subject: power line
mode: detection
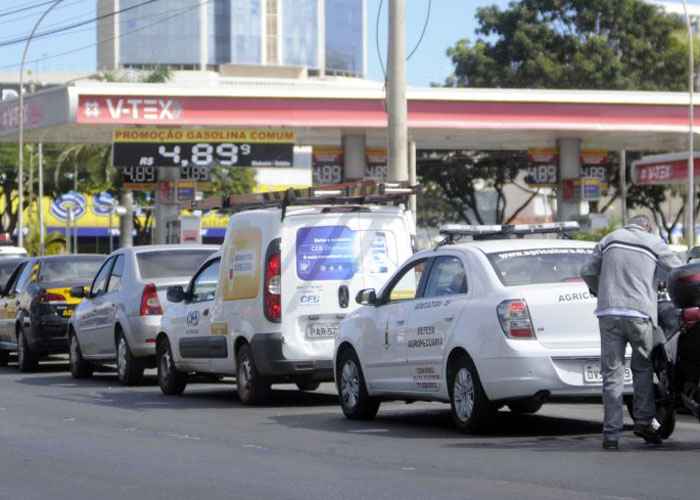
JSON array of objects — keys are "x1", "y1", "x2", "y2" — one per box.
[
  {"x1": 0, "y1": 1, "x2": 56, "y2": 19},
  {"x1": 376, "y1": 0, "x2": 386, "y2": 81},
  {"x1": 0, "y1": 0, "x2": 159, "y2": 49},
  {"x1": 407, "y1": 0, "x2": 432, "y2": 61},
  {"x1": 0, "y1": 0, "x2": 90, "y2": 29},
  {"x1": 0, "y1": 0, "x2": 213, "y2": 71}
]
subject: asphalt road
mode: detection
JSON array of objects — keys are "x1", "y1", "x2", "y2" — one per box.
[{"x1": 1, "y1": 358, "x2": 700, "y2": 500}]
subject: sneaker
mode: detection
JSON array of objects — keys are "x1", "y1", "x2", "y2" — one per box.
[
  {"x1": 633, "y1": 422, "x2": 662, "y2": 445},
  {"x1": 602, "y1": 439, "x2": 619, "y2": 450}
]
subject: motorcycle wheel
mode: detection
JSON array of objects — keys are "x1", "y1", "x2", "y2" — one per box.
[{"x1": 626, "y1": 384, "x2": 676, "y2": 439}]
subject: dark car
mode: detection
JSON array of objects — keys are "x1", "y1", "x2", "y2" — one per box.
[{"x1": 0, "y1": 255, "x2": 105, "y2": 371}]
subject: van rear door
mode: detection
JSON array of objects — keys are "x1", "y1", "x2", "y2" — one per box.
[{"x1": 280, "y1": 209, "x2": 412, "y2": 361}]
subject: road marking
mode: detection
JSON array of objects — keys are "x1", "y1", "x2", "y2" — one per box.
[{"x1": 347, "y1": 428, "x2": 389, "y2": 433}]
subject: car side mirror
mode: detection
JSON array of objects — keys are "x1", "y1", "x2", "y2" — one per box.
[
  {"x1": 167, "y1": 285, "x2": 186, "y2": 303},
  {"x1": 70, "y1": 286, "x2": 86, "y2": 299},
  {"x1": 355, "y1": 288, "x2": 377, "y2": 306},
  {"x1": 688, "y1": 246, "x2": 700, "y2": 263}
]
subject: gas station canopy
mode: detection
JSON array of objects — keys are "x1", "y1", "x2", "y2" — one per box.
[{"x1": 1, "y1": 78, "x2": 699, "y2": 151}]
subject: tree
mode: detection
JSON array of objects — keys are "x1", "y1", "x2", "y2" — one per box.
[
  {"x1": 440, "y1": 0, "x2": 693, "y2": 227},
  {"x1": 418, "y1": 151, "x2": 539, "y2": 224}
]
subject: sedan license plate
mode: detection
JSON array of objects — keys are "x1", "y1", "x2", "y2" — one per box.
[
  {"x1": 62, "y1": 309, "x2": 73, "y2": 318},
  {"x1": 306, "y1": 323, "x2": 339, "y2": 339},
  {"x1": 583, "y1": 362, "x2": 632, "y2": 384}
]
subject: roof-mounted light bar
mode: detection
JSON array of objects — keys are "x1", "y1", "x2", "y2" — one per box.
[{"x1": 437, "y1": 221, "x2": 580, "y2": 245}]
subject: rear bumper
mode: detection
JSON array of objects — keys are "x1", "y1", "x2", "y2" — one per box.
[
  {"x1": 124, "y1": 315, "x2": 159, "y2": 358},
  {"x1": 29, "y1": 315, "x2": 70, "y2": 354},
  {"x1": 478, "y1": 351, "x2": 633, "y2": 401},
  {"x1": 250, "y1": 333, "x2": 333, "y2": 381}
]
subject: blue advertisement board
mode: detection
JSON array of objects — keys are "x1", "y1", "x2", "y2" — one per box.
[{"x1": 296, "y1": 225, "x2": 357, "y2": 281}]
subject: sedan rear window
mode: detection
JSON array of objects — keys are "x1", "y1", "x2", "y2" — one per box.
[
  {"x1": 487, "y1": 248, "x2": 593, "y2": 286},
  {"x1": 39, "y1": 257, "x2": 104, "y2": 283},
  {"x1": 137, "y1": 250, "x2": 215, "y2": 280}
]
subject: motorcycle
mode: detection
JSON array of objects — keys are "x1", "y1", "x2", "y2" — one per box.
[{"x1": 639, "y1": 266, "x2": 700, "y2": 439}]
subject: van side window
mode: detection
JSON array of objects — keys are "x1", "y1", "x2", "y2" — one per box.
[
  {"x1": 423, "y1": 256, "x2": 467, "y2": 298},
  {"x1": 191, "y1": 259, "x2": 221, "y2": 303}
]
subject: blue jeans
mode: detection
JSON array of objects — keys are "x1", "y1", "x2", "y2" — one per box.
[{"x1": 599, "y1": 316, "x2": 655, "y2": 440}]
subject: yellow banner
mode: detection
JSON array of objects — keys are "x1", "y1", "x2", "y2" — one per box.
[{"x1": 113, "y1": 128, "x2": 296, "y2": 144}]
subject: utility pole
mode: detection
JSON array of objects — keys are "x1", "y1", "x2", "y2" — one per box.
[
  {"x1": 387, "y1": 0, "x2": 408, "y2": 182},
  {"x1": 38, "y1": 143, "x2": 45, "y2": 255}
]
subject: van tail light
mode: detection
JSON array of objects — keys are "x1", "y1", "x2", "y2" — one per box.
[
  {"x1": 497, "y1": 299, "x2": 536, "y2": 339},
  {"x1": 140, "y1": 283, "x2": 163, "y2": 316},
  {"x1": 39, "y1": 290, "x2": 66, "y2": 303},
  {"x1": 264, "y1": 240, "x2": 281, "y2": 323}
]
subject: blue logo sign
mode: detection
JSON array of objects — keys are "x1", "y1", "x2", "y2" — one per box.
[
  {"x1": 51, "y1": 192, "x2": 86, "y2": 221},
  {"x1": 93, "y1": 192, "x2": 115, "y2": 216},
  {"x1": 296, "y1": 225, "x2": 357, "y2": 281}
]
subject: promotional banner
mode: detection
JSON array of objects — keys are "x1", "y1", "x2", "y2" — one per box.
[
  {"x1": 113, "y1": 127, "x2": 296, "y2": 168},
  {"x1": 632, "y1": 152, "x2": 700, "y2": 185}
]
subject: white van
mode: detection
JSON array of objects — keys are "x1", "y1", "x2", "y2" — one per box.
[{"x1": 158, "y1": 199, "x2": 415, "y2": 404}]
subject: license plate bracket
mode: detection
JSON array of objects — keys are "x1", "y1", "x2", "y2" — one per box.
[
  {"x1": 305, "y1": 323, "x2": 339, "y2": 339},
  {"x1": 583, "y1": 361, "x2": 632, "y2": 384}
]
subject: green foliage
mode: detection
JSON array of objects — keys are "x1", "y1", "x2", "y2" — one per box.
[
  {"x1": 572, "y1": 222, "x2": 619, "y2": 242},
  {"x1": 210, "y1": 166, "x2": 257, "y2": 196},
  {"x1": 438, "y1": 0, "x2": 696, "y2": 228},
  {"x1": 446, "y1": 0, "x2": 688, "y2": 90},
  {"x1": 22, "y1": 215, "x2": 66, "y2": 256}
]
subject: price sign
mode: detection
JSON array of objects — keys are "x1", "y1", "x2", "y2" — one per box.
[
  {"x1": 121, "y1": 165, "x2": 211, "y2": 191},
  {"x1": 526, "y1": 164, "x2": 557, "y2": 185},
  {"x1": 113, "y1": 128, "x2": 295, "y2": 169},
  {"x1": 313, "y1": 146, "x2": 344, "y2": 185}
]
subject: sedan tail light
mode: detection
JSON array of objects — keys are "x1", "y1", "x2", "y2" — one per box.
[
  {"x1": 39, "y1": 290, "x2": 66, "y2": 303},
  {"x1": 140, "y1": 283, "x2": 163, "y2": 316},
  {"x1": 497, "y1": 299, "x2": 536, "y2": 339},
  {"x1": 263, "y1": 240, "x2": 281, "y2": 323}
]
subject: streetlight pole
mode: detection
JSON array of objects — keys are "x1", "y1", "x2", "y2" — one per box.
[
  {"x1": 17, "y1": 0, "x2": 64, "y2": 248},
  {"x1": 387, "y1": 0, "x2": 408, "y2": 182},
  {"x1": 682, "y1": 0, "x2": 695, "y2": 247}
]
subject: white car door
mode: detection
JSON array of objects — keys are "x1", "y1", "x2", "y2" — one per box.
[
  {"x1": 360, "y1": 258, "x2": 429, "y2": 393},
  {"x1": 178, "y1": 258, "x2": 222, "y2": 372},
  {"x1": 405, "y1": 255, "x2": 468, "y2": 396}
]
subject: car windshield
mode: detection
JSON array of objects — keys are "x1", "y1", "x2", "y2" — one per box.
[
  {"x1": 137, "y1": 250, "x2": 215, "y2": 280},
  {"x1": 38, "y1": 257, "x2": 104, "y2": 283},
  {"x1": 487, "y1": 248, "x2": 594, "y2": 286}
]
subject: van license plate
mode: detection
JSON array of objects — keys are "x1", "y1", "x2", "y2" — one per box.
[
  {"x1": 306, "y1": 323, "x2": 339, "y2": 339},
  {"x1": 583, "y1": 362, "x2": 632, "y2": 384}
]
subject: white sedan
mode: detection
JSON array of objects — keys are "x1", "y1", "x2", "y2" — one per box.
[{"x1": 334, "y1": 223, "x2": 632, "y2": 433}]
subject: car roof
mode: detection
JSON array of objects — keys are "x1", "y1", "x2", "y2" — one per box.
[
  {"x1": 443, "y1": 238, "x2": 596, "y2": 255},
  {"x1": 33, "y1": 254, "x2": 104, "y2": 261},
  {"x1": 124, "y1": 245, "x2": 219, "y2": 255}
]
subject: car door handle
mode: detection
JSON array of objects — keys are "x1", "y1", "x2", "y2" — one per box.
[
  {"x1": 203, "y1": 309, "x2": 209, "y2": 317},
  {"x1": 396, "y1": 320, "x2": 405, "y2": 326},
  {"x1": 444, "y1": 316, "x2": 454, "y2": 322}
]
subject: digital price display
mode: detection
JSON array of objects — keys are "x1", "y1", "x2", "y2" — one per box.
[
  {"x1": 113, "y1": 128, "x2": 296, "y2": 169},
  {"x1": 121, "y1": 165, "x2": 212, "y2": 190}
]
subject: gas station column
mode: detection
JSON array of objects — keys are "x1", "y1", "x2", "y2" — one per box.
[
  {"x1": 343, "y1": 134, "x2": 367, "y2": 181},
  {"x1": 557, "y1": 138, "x2": 582, "y2": 221}
]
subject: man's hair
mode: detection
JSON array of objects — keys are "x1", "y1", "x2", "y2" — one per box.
[{"x1": 628, "y1": 214, "x2": 653, "y2": 232}]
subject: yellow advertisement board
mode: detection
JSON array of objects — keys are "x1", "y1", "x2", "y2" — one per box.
[{"x1": 222, "y1": 227, "x2": 262, "y2": 301}]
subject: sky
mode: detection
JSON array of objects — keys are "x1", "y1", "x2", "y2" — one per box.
[{"x1": 0, "y1": 0, "x2": 697, "y2": 87}]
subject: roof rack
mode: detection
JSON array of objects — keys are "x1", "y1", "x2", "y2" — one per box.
[
  {"x1": 437, "y1": 221, "x2": 580, "y2": 247},
  {"x1": 194, "y1": 180, "x2": 420, "y2": 219}
]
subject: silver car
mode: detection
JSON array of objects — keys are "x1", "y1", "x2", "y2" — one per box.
[{"x1": 68, "y1": 245, "x2": 218, "y2": 385}]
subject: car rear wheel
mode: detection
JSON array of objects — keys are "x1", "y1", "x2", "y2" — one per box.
[
  {"x1": 16, "y1": 328, "x2": 38, "y2": 373},
  {"x1": 116, "y1": 333, "x2": 143, "y2": 386},
  {"x1": 337, "y1": 349, "x2": 380, "y2": 420},
  {"x1": 0, "y1": 349, "x2": 9, "y2": 367},
  {"x1": 157, "y1": 338, "x2": 187, "y2": 396},
  {"x1": 236, "y1": 344, "x2": 270, "y2": 405},
  {"x1": 69, "y1": 332, "x2": 93, "y2": 379},
  {"x1": 449, "y1": 356, "x2": 490, "y2": 433}
]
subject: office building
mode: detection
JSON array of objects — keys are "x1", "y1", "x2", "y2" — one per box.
[{"x1": 97, "y1": 0, "x2": 366, "y2": 77}]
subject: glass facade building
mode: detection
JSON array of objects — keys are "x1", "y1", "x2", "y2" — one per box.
[{"x1": 99, "y1": 0, "x2": 365, "y2": 77}]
